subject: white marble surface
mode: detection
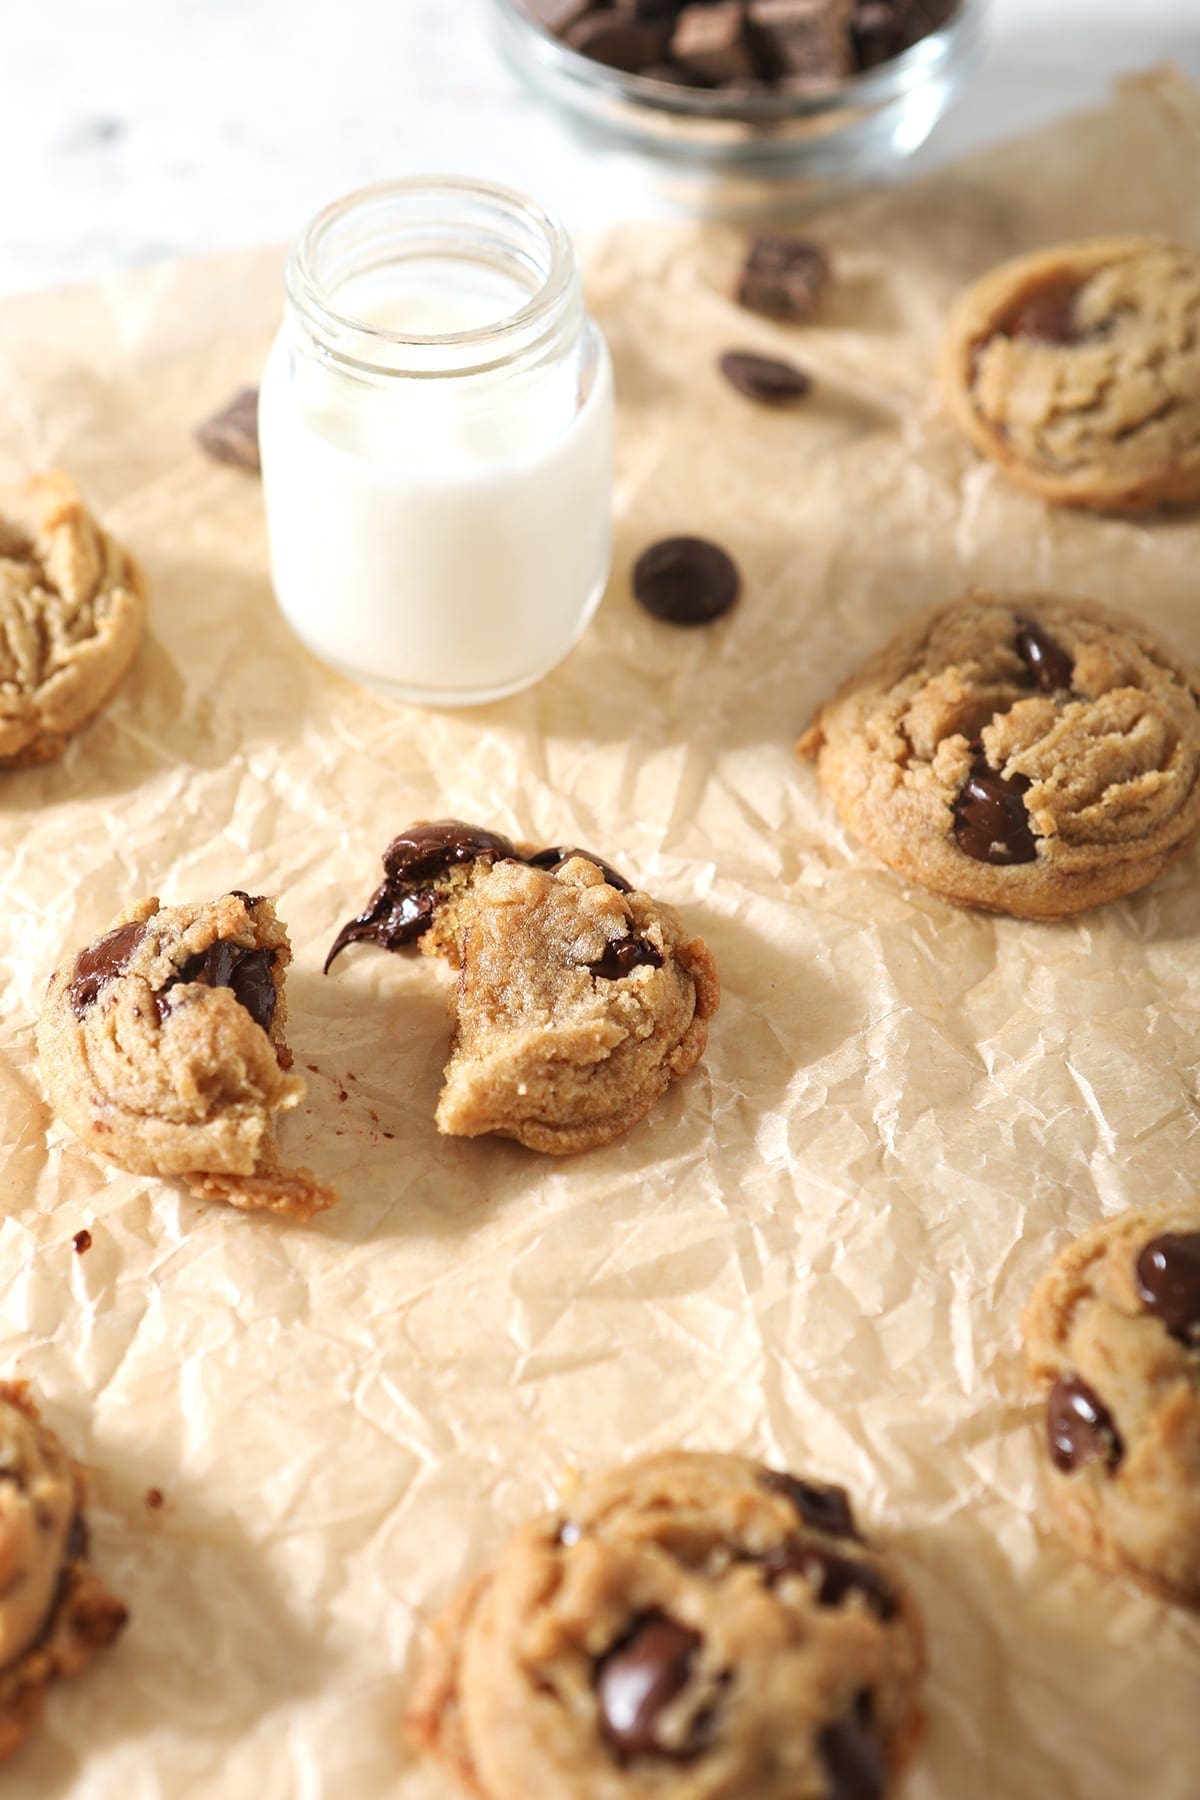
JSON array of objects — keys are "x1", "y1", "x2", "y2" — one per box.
[{"x1": 2, "y1": 0, "x2": 1198, "y2": 295}]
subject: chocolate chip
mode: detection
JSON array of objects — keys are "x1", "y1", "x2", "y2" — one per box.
[
  {"x1": 72, "y1": 1229, "x2": 92, "y2": 1255},
  {"x1": 596, "y1": 1614, "x2": 701, "y2": 1758},
  {"x1": 999, "y1": 279, "x2": 1082, "y2": 346},
  {"x1": 1136, "y1": 1232, "x2": 1200, "y2": 1345},
  {"x1": 953, "y1": 756, "x2": 1038, "y2": 866},
  {"x1": 819, "y1": 1697, "x2": 885, "y2": 1800},
  {"x1": 526, "y1": 846, "x2": 634, "y2": 893},
  {"x1": 747, "y1": 0, "x2": 855, "y2": 86},
  {"x1": 196, "y1": 387, "x2": 260, "y2": 473},
  {"x1": 759, "y1": 1469, "x2": 862, "y2": 1540},
  {"x1": 737, "y1": 233, "x2": 829, "y2": 323},
  {"x1": 563, "y1": 14, "x2": 671, "y2": 70},
  {"x1": 159, "y1": 942, "x2": 277, "y2": 1033},
  {"x1": 671, "y1": 2, "x2": 757, "y2": 84},
  {"x1": 1046, "y1": 1374, "x2": 1124, "y2": 1474},
  {"x1": 763, "y1": 1543, "x2": 896, "y2": 1619},
  {"x1": 69, "y1": 921, "x2": 148, "y2": 1018},
  {"x1": 588, "y1": 937, "x2": 665, "y2": 979},
  {"x1": 633, "y1": 537, "x2": 741, "y2": 626},
  {"x1": 325, "y1": 821, "x2": 519, "y2": 971},
  {"x1": 719, "y1": 349, "x2": 812, "y2": 405},
  {"x1": 1015, "y1": 618, "x2": 1073, "y2": 694}
]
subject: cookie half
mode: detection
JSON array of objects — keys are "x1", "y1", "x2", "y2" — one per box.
[
  {"x1": 1023, "y1": 1201, "x2": 1200, "y2": 1608},
  {"x1": 408, "y1": 1449, "x2": 925, "y2": 1800},
  {"x1": 798, "y1": 592, "x2": 1200, "y2": 918},
  {"x1": 38, "y1": 892, "x2": 337, "y2": 1221},
  {"x1": 326, "y1": 822, "x2": 719, "y2": 1154},
  {"x1": 942, "y1": 237, "x2": 1200, "y2": 511},
  {"x1": 0, "y1": 1382, "x2": 127, "y2": 1761},
  {"x1": 0, "y1": 470, "x2": 145, "y2": 765}
]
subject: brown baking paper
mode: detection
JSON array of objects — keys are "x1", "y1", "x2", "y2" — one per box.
[{"x1": 1, "y1": 66, "x2": 1199, "y2": 1799}]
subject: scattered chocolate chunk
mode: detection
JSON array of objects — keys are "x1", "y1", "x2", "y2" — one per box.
[
  {"x1": 763, "y1": 1543, "x2": 896, "y2": 1618},
  {"x1": 953, "y1": 755, "x2": 1038, "y2": 866},
  {"x1": 633, "y1": 536, "x2": 741, "y2": 626},
  {"x1": 671, "y1": 2, "x2": 757, "y2": 83},
  {"x1": 596, "y1": 1614, "x2": 701, "y2": 1758},
  {"x1": 563, "y1": 14, "x2": 671, "y2": 70},
  {"x1": 737, "y1": 233, "x2": 829, "y2": 322},
  {"x1": 145, "y1": 1487, "x2": 165, "y2": 1511},
  {"x1": 157, "y1": 942, "x2": 277, "y2": 1033},
  {"x1": 1136, "y1": 1232, "x2": 1200, "y2": 1345},
  {"x1": 819, "y1": 1695, "x2": 885, "y2": 1800},
  {"x1": 1015, "y1": 618, "x2": 1073, "y2": 694},
  {"x1": 69, "y1": 922, "x2": 148, "y2": 1018},
  {"x1": 759, "y1": 1469, "x2": 862, "y2": 1540},
  {"x1": 527, "y1": 846, "x2": 635, "y2": 893},
  {"x1": 588, "y1": 936, "x2": 665, "y2": 979},
  {"x1": 325, "y1": 822, "x2": 519, "y2": 971},
  {"x1": 72, "y1": 1229, "x2": 92, "y2": 1255},
  {"x1": 748, "y1": 0, "x2": 855, "y2": 85},
  {"x1": 999, "y1": 279, "x2": 1082, "y2": 347},
  {"x1": 1046, "y1": 1374, "x2": 1124, "y2": 1474},
  {"x1": 196, "y1": 387, "x2": 261, "y2": 474},
  {"x1": 719, "y1": 348, "x2": 812, "y2": 405}
]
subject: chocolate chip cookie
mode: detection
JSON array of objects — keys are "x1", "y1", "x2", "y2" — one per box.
[
  {"x1": 0, "y1": 470, "x2": 145, "y2": 766},
  {"x1": 326, "y1": 823, "x2": 719, "y2": 1155},
  {"x1": 942, "y1": 238, "x2": 1200, "y2": 511},
  {"x1": 0, "y1": 1382, "x2": 127, "y2": 1761},
  {"x1": 408, "y1": 1449, "x2": 925, "y2": 1800},
  {"x1": 1023, "y1": 1202, "x2": 1200, "y2": 1608},
  {"x1": 38, "y1": 892, "x2": 337, "y2": 1221},
  {"x1": 798, "y1": 592, "x2": 1200, "y2": 918}
]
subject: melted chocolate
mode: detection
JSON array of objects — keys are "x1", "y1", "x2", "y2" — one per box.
[
  {"x1": 819, "y1": 1694, "x2": 884, "y2": 1800},
  {"x1": 762, "y1": 1543, "x2": 896, "y2": 1620},
  {"x1": 69, "y1": 922, "x2": 147, "y2": 1017},
  {"x1": 1046, "y1": 1374, "x2": 1124, "y2": 1474},
  {"x1": 1000, "y1": 278, "x2": 1082, "y2": 345},
  {"x1": 588, "y1": 937, "x2": 665, "y2": 980},
  {"x1": 953, "y1": 756, "x2": 1038, "y2": 865},
  {"x1": 1015, "y1": 618, "x2": 1073, "y2": 693},
  {"x1": 527, "y1": 845, "x2": 634, "y2": 893},
  {"x1": 1135, "y1": 1232, "x2": 1200, "y2": 1344},
  {"x1": 157, "y1": 941, "x2": 277, "y2": 1033},
  {"x1": 596, "y1": 1614, "x2": 702, "y2": 1759},
  {"x1": 759, "y1": 1469, "x2": 861, "y2": 1541}
]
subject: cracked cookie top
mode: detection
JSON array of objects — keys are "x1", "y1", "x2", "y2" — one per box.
[
  {"x1": 0, "y1": 470, "x2": 145, "y2": 765},
  {"x1": 798, "y1": 592, "x2": 1200, "y2": 917},
  {"x1": 942, "y1": 237, "x2": 1200, "y2": 511},
  {"x1": 408, "y1": 1449, "x2": 925, "y2": 1800}
]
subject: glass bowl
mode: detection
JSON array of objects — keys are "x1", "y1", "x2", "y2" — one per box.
[{"x1": 492, "y1": 0, "x2": 987, "y2": 211}]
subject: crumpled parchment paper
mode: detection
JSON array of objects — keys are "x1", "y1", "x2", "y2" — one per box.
[{"x1": 1, "y1": 65, "x2": 1198, "y2": 1800}]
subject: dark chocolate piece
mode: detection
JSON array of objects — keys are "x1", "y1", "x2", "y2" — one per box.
[
  {"x1": 819, "y1": 1695, "x2": 885, "y2": 1800},
  {"x1": 759, "y1": 1469, "x2": 862, "y2": 1540},
  {"x1": 719, "y1": 349, "x2": 812, "y2": 405},
  {"x1": 1000, "y1": 280, "x2": 1082, "y2": 347},
  {"x1": 69, "y1": 922, "x2": 148, "y2": 1018},
  {"x1": 526, "y1": 845, "x2": 634, "y2": 893},
  {"x1": 953, "y1": 756, "x2": 1037, "y2": 866},
  {"x1": 1046, "y1": 1374, "x2": 1124, "y2": 1474},
  {"x1": 596, "y1": 1614, "x2": 701, "y2": 1758},
  {"x1": 72, "y1": 1229, "x2": 92, "y2": 1255},
  {"x1": 748, "y1": 0, "x2": 854, "y2": 85},
  {"x1": 763, "y1": 1543, "x2": 896, "y2": 1618},
  {"x1": 563, "y1": 14, "x2": 672, "y2": 70},
  {"x1": 633, "y1": 536, "x2": 741, "y2": 626},
  {"x1": 671, "y1": 3, "x2": 757, "y2": 83},
  {"x1": 737, "y1": 232, "x2": 830, "y2": 322},
  {"x1": 158, "y1": 941, "x2": 277, "y2": 1034},
  {"x1": 1136, "y1": 1232, "x2": 1200, "y2": 1344},
  {"x1": 588, "y1": 936, "x2": 665, "y2": 980},
  {"x1": 196, "y1": 387, "x2": 261, "y2": 474},
  {"x1": 1015, "y1": 618, "x2": 1073, "y2": 693},
  {"x1": 324, "y1": 822, "x2": 519, "y2": 971}
]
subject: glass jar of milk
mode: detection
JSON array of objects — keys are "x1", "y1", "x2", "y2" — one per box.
[{"x1": 259, "y1": 178, "x2": 614, "y2": 706}]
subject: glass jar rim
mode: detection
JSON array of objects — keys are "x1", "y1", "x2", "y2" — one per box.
[{"x1": 285, "y1": 175, "x2": 581, "y2": 376}]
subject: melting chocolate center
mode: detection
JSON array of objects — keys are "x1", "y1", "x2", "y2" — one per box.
[
  {"x1": 953, "y1": 754, "x2": 1038, "y2": 866},
  {"x1": 1046, "y1": 1374, "x2": 1124, "y2": 1474},
  {"x1": 759, "y1": 1469, "x2": 861, "y2": 1541},
  {"x1": 157, "y1": 941, "x2": 277, "y2": 1033},
  {"x1": 588, "y1": 937, "x2": 665, "y2": 980},
  {"x1": 1135, "y1": 1232, "x2": 1200, "y2": 1344},
  {"x1": 595, "y1": 1614, "x2": 702, "y2": 1760},
  {"x1": 69, "y1": 922, "x2": 147, "y2": 1017},
  {"x1": 1014, "y1": 618, "x2": 1073, "y2": 693}
]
